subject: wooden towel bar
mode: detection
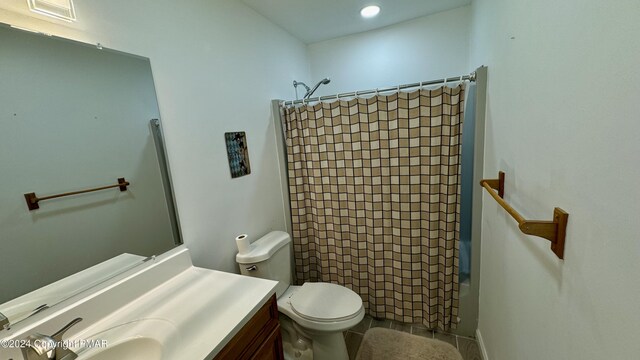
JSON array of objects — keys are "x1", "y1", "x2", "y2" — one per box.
[
  {"x1": 480, "y1": 171, "x2": 569, "y2": 259},
  {"x1": 24, "y1": 178, "x2": 129, "y2": 211}
]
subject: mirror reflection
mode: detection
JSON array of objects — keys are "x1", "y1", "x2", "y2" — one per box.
[{"x1": 0, "y1": 24, "x2": 181, "y2": 326}]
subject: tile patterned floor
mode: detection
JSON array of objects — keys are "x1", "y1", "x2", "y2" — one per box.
[{"x1": 344, "y1": 315, "x2": 483, "y2": 360}]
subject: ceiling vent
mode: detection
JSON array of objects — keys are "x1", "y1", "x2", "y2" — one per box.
[{"x1": 27, "y1": 0, "x2": 76, "y2": 22}]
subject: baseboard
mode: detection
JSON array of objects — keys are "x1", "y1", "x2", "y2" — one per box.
[{"x1": 476, "y1": 328, "x2": 490, "y2": 360}]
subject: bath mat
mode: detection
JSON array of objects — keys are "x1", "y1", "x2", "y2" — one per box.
[{"x1": 356, "y1": 328, "x2": 463, "y2": 360}]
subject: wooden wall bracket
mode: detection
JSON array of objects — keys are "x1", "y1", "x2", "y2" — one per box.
[
  {"x1": 24, "y1": 177, "x2": 130, "y2": 211},
  {"x1": 480, "y1": 171, "x2": 569, "y2": 259}
]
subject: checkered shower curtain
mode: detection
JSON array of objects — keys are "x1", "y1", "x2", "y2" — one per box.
[{"x1": 282, "y1": 85, "x2": 465, "y2": 331}]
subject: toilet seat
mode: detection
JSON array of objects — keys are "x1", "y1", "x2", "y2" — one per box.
[
  {"x1": 277, "y1": 283, "x2": 365, "y2": 333},
  {"x1": 290, "y1": 283, "x2": 363, "y2": 322}
]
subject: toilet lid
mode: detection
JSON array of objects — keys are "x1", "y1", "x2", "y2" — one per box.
[{"x1": 290, "y1": 282, "x2": 363, "y2": 322}]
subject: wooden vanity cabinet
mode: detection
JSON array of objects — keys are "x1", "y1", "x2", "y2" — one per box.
[
  {"x1": 251, "y1": 326, "x2": 284, "y2": 360},
  {"x1": 214, "y1": 295, "x2": 284, "y2": 360}
]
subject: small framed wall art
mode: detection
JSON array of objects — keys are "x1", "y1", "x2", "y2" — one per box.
[{"x1": 224, "y1": 131, "x2": 251, "y2": 178}]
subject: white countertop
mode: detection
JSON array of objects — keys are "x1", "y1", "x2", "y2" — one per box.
[
  {"x1": 76, "y1": 267, "x2": 278, "y2": 359},
  {"x1": 0, "y1": 246, "x2": 278, "y2": 360}
]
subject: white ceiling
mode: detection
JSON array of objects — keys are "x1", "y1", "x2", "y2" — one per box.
[{"x1": 241, "y1": 0, "x2": 472, "y2": 44}]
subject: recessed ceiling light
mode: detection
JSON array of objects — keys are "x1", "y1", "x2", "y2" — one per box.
[
  {"x1": 27, "y1": 0, "x2": 76, "y2": 22},
  {"x1": 360, "y1": 5, "x2": 381, "y2": 19}
]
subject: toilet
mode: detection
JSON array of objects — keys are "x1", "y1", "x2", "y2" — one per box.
[{"x1": 236, "y1": 231, "x2": 364, "y2": 360}]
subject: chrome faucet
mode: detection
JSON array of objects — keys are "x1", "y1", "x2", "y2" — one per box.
[
  {"x1": 29, "y1": 304, "x2": 50, "y2": 318},
  {"x1": 21, "y1": 317, "x2": 82, "y2": 360},
  {"x1": 0, "y1": 311, "x2": 9, "y2": 330}
]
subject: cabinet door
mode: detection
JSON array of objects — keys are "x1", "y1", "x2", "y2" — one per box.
[
  {"x1": 251, "y1": 325, "x2": 284, "y2": 360},
  {"x1": 214, "y1": 296, "x2": 279, "y2": 360}
]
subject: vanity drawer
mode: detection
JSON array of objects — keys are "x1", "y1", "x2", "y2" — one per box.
[
  {"x1": 251, "y1": 325, "x2": 284, "y2": 360},
  {"x1": 214, "y1": 295, "x2": 282, "y2": 360}
]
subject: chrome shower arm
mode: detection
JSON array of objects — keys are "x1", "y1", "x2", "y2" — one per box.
[
  {"x1": 304, "y1": 84, "x2": 321, "y2": 99},
  {"x1": 293, "y1": 80, "x2": 310, "y2": 93},
  {"x1": 304, "y1": 78, "x2": 331, "y2": 99}
]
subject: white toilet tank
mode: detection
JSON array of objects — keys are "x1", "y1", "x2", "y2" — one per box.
[{"x1": 236, "y1": 231, "x2": 292, "y2": 298}]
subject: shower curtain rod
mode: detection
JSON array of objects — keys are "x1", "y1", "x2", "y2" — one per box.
[{"x1": 282, "y1": 71, "x2": 476, "y2": 106}]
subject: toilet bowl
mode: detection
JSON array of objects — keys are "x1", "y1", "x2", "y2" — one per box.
[
  {"x1": 236, "y1": 231, "x2": 364, "y2": 360},
  {"x1": 278, "y1": 284, "x2": 364, "y2": 359}
]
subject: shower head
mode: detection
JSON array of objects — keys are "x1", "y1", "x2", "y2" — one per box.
[{"x1": 304, "y1": 78, "x2": 331, "y2": 99}]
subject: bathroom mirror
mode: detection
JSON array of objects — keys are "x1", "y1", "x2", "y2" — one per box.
[{"x1": 0, "y1": 23, "x2": 181, "y2": 327}]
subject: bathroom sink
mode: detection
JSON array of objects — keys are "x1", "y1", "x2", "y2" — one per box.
[
  {"x1": 0, "y1": 248, "x2": 279, "y2": 360},
  {"x1": 75, "y1": 319, "x2": 180, "y2": 360}
]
